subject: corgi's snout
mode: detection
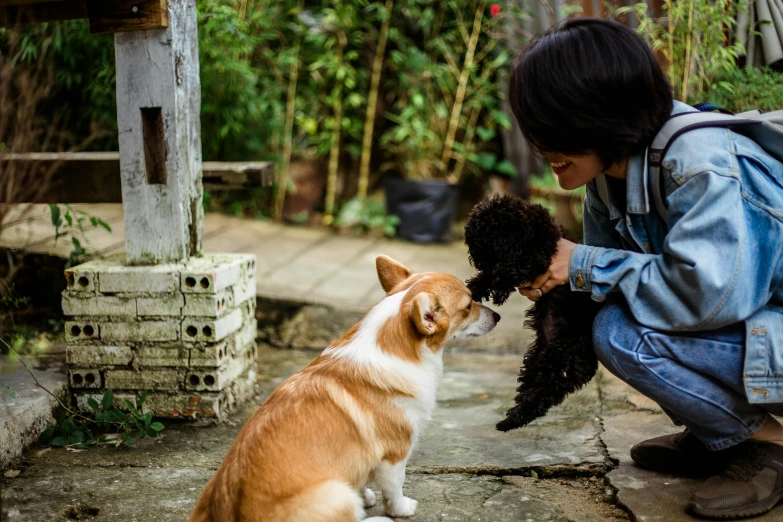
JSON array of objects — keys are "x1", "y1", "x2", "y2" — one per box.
[{"x1": 454, "y1": 304, "x2": 500, "y2": 339}]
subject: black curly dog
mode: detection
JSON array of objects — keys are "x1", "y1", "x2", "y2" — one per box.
[{"x1": 465, "y1": 194, "x2": 603, "y2": 432}]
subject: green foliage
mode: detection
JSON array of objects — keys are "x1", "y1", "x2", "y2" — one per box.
[
  {"x1": 380, "y1": 0, "x2": 514, "y2": 182},
  {"x1": 0, "y1": 21, "x2": 117, "y2": 150},
  {"x1": 39, "y1": 389, "x2": 164, "y2": 450},
  {"x1": 618, "y1": 0, "x2": 746, "y2": 102},
  {"x1": 4, "y1": 1, "x2": 527, "y2": 222},
  {"x1": 49, "y1": 204, "x2": 111, "y2": 268},
  {"x1": 707, "y1": 67, "x2": 783, "y2": 113},
  {"x1": 335, "y1": 197, "x2": 400, "y2": 237}
]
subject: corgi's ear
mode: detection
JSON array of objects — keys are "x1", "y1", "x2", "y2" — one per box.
[
  {"x1": 410, "y1": 292, "x2": 448, "y2": 336},
  {"x1": 376, "y1": 255, "x2": 413, "y2": 293}
]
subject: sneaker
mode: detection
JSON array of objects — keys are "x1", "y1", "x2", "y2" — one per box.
[
  {"x1": 630, "y1": 430, "x2": 735, "y2": 477},
  {"x1": 687, "y1": 441, "x2": 783, "y2": 519}
]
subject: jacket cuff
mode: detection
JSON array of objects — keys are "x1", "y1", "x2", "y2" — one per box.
[{"x1": 569, "y1": 244, "x2": 600, "y2": 292}]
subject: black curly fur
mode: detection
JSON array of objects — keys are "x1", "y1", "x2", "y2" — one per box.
[{"x1": 464, "y1": 195, "x2": 602, "y2": 432}]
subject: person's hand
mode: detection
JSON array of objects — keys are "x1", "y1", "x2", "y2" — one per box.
[{"x1": 518, "y1": 238, "x2": 577, "y2": 301}]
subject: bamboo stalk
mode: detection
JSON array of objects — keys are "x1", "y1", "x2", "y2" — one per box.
[
  {"x1": 322, "y1": 32, "x2": 346, "y2": 226},
  {"x1": 274, "y1": 35, "x2": 301, "y2": 222},
  {"x1": 449, "y1": 101, "x2": 482, "y2": 184},
  {"x1": 665, "y1": 0, "x2": 675, "y2": 88},
  {"x1": 681, "y1": 0, "x2": 695, "y2": 101},
  {"x1": 440, "y1": 0, "x2": 486, "y2": 178},
  {"x1": 357, "y1": 0, "x2": 394, "y2": 199}
]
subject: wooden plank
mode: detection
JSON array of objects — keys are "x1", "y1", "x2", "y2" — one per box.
[
  {"x1": 0, "y1": 0, "x2": 87, "y2": 26},
  {"x1": 86, "y1": 0, "x2": 167, "y2": 35},
  {"x1": 0, "y1": 0, "x2": 167, "y2": 33},
  {"x1": 0, "y1": 0, "x2": 66, "y2": 7},
  {"x1": 0, "y1": 153, "x2": 274, "y2": 203}
]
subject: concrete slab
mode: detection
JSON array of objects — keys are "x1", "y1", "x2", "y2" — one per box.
[
  {"x1": 0, "y1": 346, "x2": 621, "y2": 521},
  {"x1": 599, "y1": 368, "x2": 783, "y2": 521},
  {"x1": 0, "y1": 344, "x2": 68, "y2": 468},
  {"x1": 411, "y1": 353, "x2": 606, "y2": 474}
]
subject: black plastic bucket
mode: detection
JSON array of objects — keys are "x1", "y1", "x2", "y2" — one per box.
[{"x1": 385, "y1": 178, "x2": 459, "y2": 243}]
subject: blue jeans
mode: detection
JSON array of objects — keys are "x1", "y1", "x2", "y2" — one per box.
[{"x1": 594, "y1": 301, "x2": 783, "y2": 451}]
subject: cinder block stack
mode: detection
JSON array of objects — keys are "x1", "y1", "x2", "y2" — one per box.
[{"x1": 62, "y1": 253, "x2": 258, "y2": 419}]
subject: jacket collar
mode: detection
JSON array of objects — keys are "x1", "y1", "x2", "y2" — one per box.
[{"x1": 604, "y1": 101, "x2": 695, "y2": 217}]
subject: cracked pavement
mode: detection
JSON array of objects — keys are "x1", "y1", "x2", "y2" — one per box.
[{"x1": 9, "y1": 343, "x2": 782, "y2": 521}]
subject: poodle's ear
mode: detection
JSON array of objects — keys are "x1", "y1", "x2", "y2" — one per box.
[
  {"x1": 466, "y1": 272, "x2": 492, "y2": 302},
  {"x1": 376, "y1": 255, "x2": 413, "y2": 293}
]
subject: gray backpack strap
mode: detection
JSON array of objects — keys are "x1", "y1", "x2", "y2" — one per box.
[{"x1": 647, "y1": 112, "x2": 760, "y2": 222}]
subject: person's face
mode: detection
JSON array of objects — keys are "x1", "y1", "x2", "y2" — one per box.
[{"x1": 538, "y1": 151, "x2": 605, "y2": 190}]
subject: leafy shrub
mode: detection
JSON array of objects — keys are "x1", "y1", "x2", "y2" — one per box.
[
  {"x1": 335, "y1": 197, "x2": 399, "y2": 237},
  {"x1": 707, "y1": 67, "x2": 783, "y2": 113}
]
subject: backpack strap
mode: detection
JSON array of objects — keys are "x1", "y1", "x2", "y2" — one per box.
[{"x1": 648, "y1": 112, "x2": 759, "y2": 222}]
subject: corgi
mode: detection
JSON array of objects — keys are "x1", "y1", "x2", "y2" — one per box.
[{"x1": 189, "y1": 255, "x2": 500, "y2": 522}]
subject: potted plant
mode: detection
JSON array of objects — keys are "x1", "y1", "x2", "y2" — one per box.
[{"x1": 379, "y1": 0, "x2": 511, "y2": 243}]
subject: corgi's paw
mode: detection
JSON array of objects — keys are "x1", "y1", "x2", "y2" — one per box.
[
  {"x1": 363, "y1": 488, "x2": 377, "y2": 508},
  {"x1": 386, "y1": 496, "x2": 417, "y2": 517}
]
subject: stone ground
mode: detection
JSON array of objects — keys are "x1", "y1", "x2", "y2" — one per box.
[{"x1": 2, "y1": 205, "x2": 783, "y2": 521}]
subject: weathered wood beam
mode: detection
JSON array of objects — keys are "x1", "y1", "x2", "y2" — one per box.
[
  {"x1": 0, "y1": 153, "x2": 274, "y2": 203},
  {"x1": 0, "y1": 0, "x2": 87, "y2": 26},
  {"x1": 0, "y1": 0, "x2": 167, "y2": 33}
]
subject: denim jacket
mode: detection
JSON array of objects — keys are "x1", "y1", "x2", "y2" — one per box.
[{"x1": 570, "y1": 101, "x2": 783, "y2": 404}]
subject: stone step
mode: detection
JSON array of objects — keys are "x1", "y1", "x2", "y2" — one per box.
[{"x1": 0, "y1": 344, "x2": 68, "y2": 469}]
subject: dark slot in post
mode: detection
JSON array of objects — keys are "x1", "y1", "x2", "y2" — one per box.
[{"x1": 141, "y1": 106, "x2": 167, "y2": 185}]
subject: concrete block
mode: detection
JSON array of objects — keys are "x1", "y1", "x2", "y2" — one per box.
[
  {"x1": 99, "y1": 264, "x2": 180, "y2": 294},
  {"x1": 63, "y1": 269, "x2": 96, "y2": 293},
  {"x1": 104, "y1": 369, "x2": 182, "y2": 391},
  {"x1": 65, "y1": 321, "x2": 100, "y2": 342},
  {"x1": 101, "y1": 320, "x2": 179, "y2": 342},
  {"x1": 182, "y1": 308, "x2": 242, "y2": 343},
  {"x1": 182, "y1": 289, "x2": 233, "y2": 318},
  {"x1": 188, "y1": 341, "x2": 228, "y2": 368},
  {"x1": 227, "y1": 320, "x2": 257, "y2": 357},
  {"x1": 134, "y1": 345, "x2": 189, "y2": 367},
  {"x1": 62, "y1": 294, "x2": 136, "y2": 317},
  {"x1": 74, "y1": 391, "x2": 134, "y2": 413},
  {"x1": 218, "y1": 365, "x2": 257, "y2": 413},
  {"x1": 66, "y1": 345, "x2": 133, "y2": 367},
  {"x1": 137, "y1": 293, "x2": 185, "y2": 317},
  {"x1": 211, "y1": 253, "x2": 256, "y2": 281},
  {"x1": 69, "y1": 369, "x2": 102, "y2": 389},
  {"x1": 232, "y1": 278, "x2": 256, "y2": 307},
  {"x1": 240, "y1": 298, "x2": 257, "y2": 324},
  {"x1": 73, "y1": 390, "x2": 221, "y2": 418},
  {"x1": 180, "y1": 254, "x2": 251, "y2": 294},
  {"x1": 184, "y1": 355, "x2": 250, "y2": 392},
  {"x1": 142, "y1": 392, "x2": 221, "y2": 418}
]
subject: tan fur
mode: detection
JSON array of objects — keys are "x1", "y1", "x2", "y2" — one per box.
[{"x1": 189, "y1": 256, "x2": 494, "y2": 522}]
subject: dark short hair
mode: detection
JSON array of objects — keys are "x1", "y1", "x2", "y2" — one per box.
[{"x1": 509, "y1": 18, "x2": 673, "y2": 168}]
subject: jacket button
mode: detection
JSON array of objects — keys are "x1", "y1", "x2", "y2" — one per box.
[{"x1": 575, "y1": 271, "x2": 585, "y2": 288}]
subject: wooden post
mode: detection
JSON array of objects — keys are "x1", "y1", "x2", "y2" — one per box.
[{"x1": 113, "y1": 0, "x2": 203, "y2": 265}]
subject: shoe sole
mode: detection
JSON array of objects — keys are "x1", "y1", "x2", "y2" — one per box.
[{"x1": 686, "y1": 490, "x2": 783, "y2": 519}]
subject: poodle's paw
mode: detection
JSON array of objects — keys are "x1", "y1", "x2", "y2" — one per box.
[
  {"x1": 363, "y1": 488, "x2": 377, "y2": 508},
  {"x1": 385, "y1": 496, "x2": 417, "y2": 517}
]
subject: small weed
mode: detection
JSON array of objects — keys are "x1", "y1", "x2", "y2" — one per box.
[
  {"x1": 39, "y1": 389, "x2": 164, "y2": 449},
  {"x1": 49, "y1": 204, "x2": 112, "y2": 268}
]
